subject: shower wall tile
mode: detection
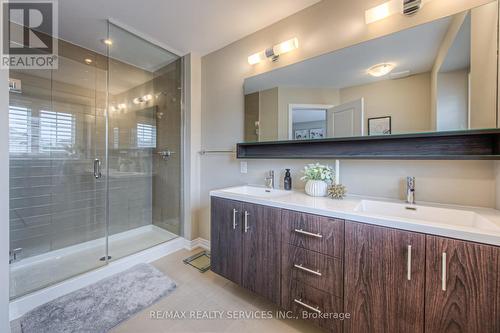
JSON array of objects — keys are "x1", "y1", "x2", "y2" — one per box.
[{"x1": 9, "y1": 47, "x2": 182, "y2": 263}]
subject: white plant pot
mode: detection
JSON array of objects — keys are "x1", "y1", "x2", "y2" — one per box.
[{"x1": 305, "y1": 180, "x2": 328, "y2": 197}]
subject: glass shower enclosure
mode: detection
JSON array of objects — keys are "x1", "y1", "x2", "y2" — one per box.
[{"x1": 8, "y1": 21, "x2": 183, "y2": 299}]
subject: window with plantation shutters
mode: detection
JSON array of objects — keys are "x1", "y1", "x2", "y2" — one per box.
[
  {"x1": 9, "y1": 106, "x2": 32, "y2": 154},
  {"x1": 137, "y1": 123, "x2": 156, "y2": 148},
  {"x1": 39, "y1": 110, "x2": 75, "y2": 153}
]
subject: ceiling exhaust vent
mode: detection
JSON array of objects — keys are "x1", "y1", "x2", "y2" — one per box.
[{"x1": 403, "y1": 0, "x2": 422, "y2": 16}]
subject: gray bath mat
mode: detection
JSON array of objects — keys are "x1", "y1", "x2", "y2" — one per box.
[{"x1": 20, "y1": 263, "x2": 176, "y2": 333}]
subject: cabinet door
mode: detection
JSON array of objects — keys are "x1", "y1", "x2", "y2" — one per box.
[
  {"x1": 345, "y1": 221, "x2": 425, "y2": 333},
  {"x1": 242, "y1": 202, "x2": 281, "y2": 304},
  {"x1": 210, "y1": 197, "x2": 243, "y2": 284},
  {"x1": 425, "y1": 236, "x2": 500, "y2": 333}
]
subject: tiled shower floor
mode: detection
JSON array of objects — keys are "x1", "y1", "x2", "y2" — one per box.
[{"x1": 10, "y1": 225, "x2": 178, "y2": 299}]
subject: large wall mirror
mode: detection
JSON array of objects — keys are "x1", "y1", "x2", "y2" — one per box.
[{"x1": 243, "y1": 1, "x2": 499, "y2": 143}]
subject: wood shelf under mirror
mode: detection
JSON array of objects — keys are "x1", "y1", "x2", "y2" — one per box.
[{"x1": 236, "y1": 129, "x2": 500, "y2": 160}]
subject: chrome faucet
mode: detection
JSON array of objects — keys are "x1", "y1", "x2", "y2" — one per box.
[
  {"x1": 265, "y1": 170, "x2": 275, "y2": 189},
  {"x1": 406, "y1": 176, "x2": 416, "y2": 204}
]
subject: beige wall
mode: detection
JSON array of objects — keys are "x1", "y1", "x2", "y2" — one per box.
[
  {"x1": 496, "y1": 162, "x2": 500, "y2": 209},
  {"x1": 430, "y1": 11, "x2": 468, "y2": 130},
  {"x1": 236, "y1": 159, "x2": 496, "y2": 208},
  {"x1": 437, "y1": 69, "x2": 469, "y2": 130},
  {"x1": 278, "y1": 87, "x2": 339, "y2": 139},
  {"x1": 200, "y1": 0, "x2": 496, "y2": 240},
  {"x1": 184, "y1": 53, "x2": 202, "y2": 241},
  {"x1": 258, "y1": 88, "x2": 279, "y2": 141},
  {"x1": 340, "y1": 73, "x2": 431, "y2": 134},
  {"x1": 470, "y1": 1, "x2": 498, "y2": 128}
]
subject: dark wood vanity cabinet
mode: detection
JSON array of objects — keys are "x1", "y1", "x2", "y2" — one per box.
[
  {"x1": 281, "y1": 210, "x2": 345, "y2": 333},
  {"x1": 210, "y1": 197, "x2": 281, "y2": 304},
  {"x1": 211, "y1": 197, "x2": 500, "y2": 333},
  {"x1": 344, "y1": 221, "x2": 426, "y2": 333},
  {"x1": 425, "y1": 236, "x2": 500, "y2": 333},
  {"x1": 210, "y1": 197, "x2": 243, "y2": 284},
  {"x1": 241, "y1": 202, "x2": 281, "y2": 304}
]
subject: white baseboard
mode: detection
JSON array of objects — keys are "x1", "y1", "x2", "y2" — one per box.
[
  {"x1": 183, "y1": 237, "x2": 210, "y2": 251},
  {"x1": 10, "y1": 237, "x2": 186, "y2": 321}
]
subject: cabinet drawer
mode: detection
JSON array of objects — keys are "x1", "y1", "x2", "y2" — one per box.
[
  {"x1": 283, "y1": 280, "x2": 343, "y2": 333},
  {"x1": 282, "y1": 210, "x2": 344, "y2": 258},
  {"x1": 282, "y1": 244, "x2": 343, "y2": 297}
]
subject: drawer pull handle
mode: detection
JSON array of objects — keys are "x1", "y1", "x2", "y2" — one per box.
[
  {"x1": 294, "y1": 299, "x2": 322, "y2": 314},
  {"x1": 294, "y1": 229, "x2": 322, "y2": 238},
  {"x1": 232, "y1": 209, "x2": 238, "y2": 230},
  {"x1": 244, "y1": 211, "x2": 250, "y2": 233},
  {"x1": 442, "y1": 252, "x2": 447, "y2": 291},
  {"x1": 294, "y1": 264, "x2": 322, "y2": 276},
  {"x1": 407, "y1": 245, "x2": 412, "y2": 281}
]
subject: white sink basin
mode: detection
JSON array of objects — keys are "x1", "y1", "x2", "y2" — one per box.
[
  {"x1": 220, "y1": 186, "x2": 291, "y2": 199},
  {"x1": 355, "y1": 200, "x2": 500, "y2": 232}
]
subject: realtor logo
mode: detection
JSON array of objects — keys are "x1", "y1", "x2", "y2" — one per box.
[{"x1": 1, "y1": 0, "x2": 58, "y2": 69}]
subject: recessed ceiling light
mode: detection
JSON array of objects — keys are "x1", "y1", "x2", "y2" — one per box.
[
  {"x1": 102, "y1": 39, "x2": 113, "y2": 45},
  {"x1": 367, "y1": 63, "x2": 396, "y2": 77},
  {"x1": 84, "y1": 58, "x2": 93, "y2": 65}
]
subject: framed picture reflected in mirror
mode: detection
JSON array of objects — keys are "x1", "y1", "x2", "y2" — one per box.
[{"x1": 368, "y1": 116, "x2": 391, "y2": 136}]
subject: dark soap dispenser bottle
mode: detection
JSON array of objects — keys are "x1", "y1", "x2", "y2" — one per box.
[{"x1": 284, "y1": 169, "x2": 292, "y2": 190}]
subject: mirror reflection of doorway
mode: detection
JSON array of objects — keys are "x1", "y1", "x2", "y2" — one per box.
[
  {"x1": 327, "y1": 98, "x2": 365, "y2": 137},
  {"x1": 289, "y1": 99, "x2": 364, "y2": 140},
  {"x1": 289, "y1": 104, "x2": 331, "y2": 140}
]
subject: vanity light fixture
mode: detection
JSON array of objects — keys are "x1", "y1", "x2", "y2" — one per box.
[
  {"x1": 365, "y1": 0, "x2": 433, "y2": 24},
  {"x1": 365, "y1": 1, "x2": 395, "y2": 24},
  {"x1": 248, "y1": 38, "x2": 299, "y2": 65},
  {"x1": 367, "y1": 63, "x2": 396, "y2": 77}
]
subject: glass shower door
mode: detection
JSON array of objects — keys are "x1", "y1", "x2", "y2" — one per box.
[
  {"x1": 106, "y1": 22, "x2": 182, "y2": 261},
  {"x1": 8, "y1": 40, "x2": 108, "y2": 299}
]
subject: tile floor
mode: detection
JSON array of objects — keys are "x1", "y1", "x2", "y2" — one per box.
[
  {"x1": 11, "y1": 248, "x2": 324, "y2": 333},
  {"x1": 111, "y1": 249, "x2": 324, "y2": 333}
]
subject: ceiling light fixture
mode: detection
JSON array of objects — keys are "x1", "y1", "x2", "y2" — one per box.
[
  {"x1": 84, "y1": 58, "x2": 93, "y2": 65},
  {"x1": 248, "y1": 38, "x2": 299, "y2": 65},
  {"x1": 367, "y1": 63, "x2": 396, "y2": 77},
  {"x1": 365, "y1": 0, "x2": 433, "y2": 24},
  {"x1": 133, "y1": 94, "x2": 153, "y2": 105},
  {"x1": 102, "y1": 39, "x2": 113, "y2": 45}
]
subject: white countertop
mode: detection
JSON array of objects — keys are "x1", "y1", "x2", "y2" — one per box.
[{"x1": 210, "y1": 185, "x2": 500, "y2": 246}]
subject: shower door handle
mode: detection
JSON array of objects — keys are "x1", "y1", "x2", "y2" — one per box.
[{"x1": 93, "y1": 159, "x2": 102, "y2": 179}]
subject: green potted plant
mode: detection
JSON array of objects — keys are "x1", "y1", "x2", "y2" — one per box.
[{"x1": 301, "y1": 163, "x2": 335, "y2": 197}]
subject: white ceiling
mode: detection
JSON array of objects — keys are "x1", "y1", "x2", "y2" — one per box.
[
  {"x1": 244, "y1": 16, "x2": 453, "y2": 94},
  {"x1": 58, "y1": 0, "x2": 322, "y2": 56}
]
